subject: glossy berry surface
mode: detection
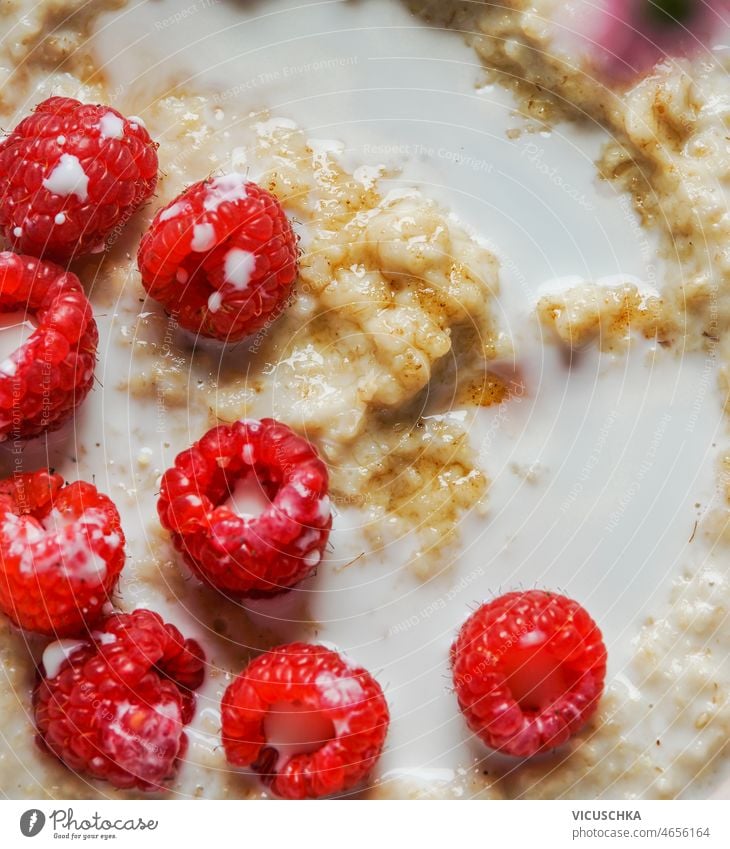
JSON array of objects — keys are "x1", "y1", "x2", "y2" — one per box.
[
  {"x1": 0, "y1": 96, "x2": 158, "y2": 260},
  {"x1": 451, "y1": 590, "x2": 607, "y2": 757},
  {"x1": 221, "y1": 642, "x2": 389, "y2": 799},
  {"x1": 137, "y1": 175, "x2": 297, "y2": 341},
  {"x1": 0, "y1": 251, "x2": 98, "y2": 441},
  {"x1": 34, "y1": 608, "x2": 205, "y2": 791},
  {"x1": 158, "y1": 418, "x2": 331, "y2": 597},
  {"x1": 0, "y1": 469, "x2": 125, "y2": 635}
]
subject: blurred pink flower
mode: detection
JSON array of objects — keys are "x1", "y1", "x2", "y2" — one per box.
[{"x1": 592, "y1": 0, "x2": 730, "y2": 80}]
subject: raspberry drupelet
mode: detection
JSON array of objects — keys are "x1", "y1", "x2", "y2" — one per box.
[
  {"x1": 221, "y1": 643, "x2": 389, "y2": 799},
  {"x1": 0, "y1": 469, "x2": 125, "y2": 635},
  {"x1": 0, "y1": 251, "x2": 98, "y2": 441},
  {"x1": 34, "y1": 608, "x2": 205, "y2": 791},
  {"x1": 157, "y1": 418, "x2": 332, "y2": 597},
  {"x1": 451, "y1": 590, "x2": 607, "y2": 758},
  {"x1": 137, "y1": 175, "x2": 298, "y2": 342},
  {"x1": 0, "y1": 97, "x2": 158, "y2": 260}
]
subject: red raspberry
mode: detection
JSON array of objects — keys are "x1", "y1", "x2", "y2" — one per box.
[
  {"x1": 34, "y1": 608, "x2": 205, "y2": 791},
  {"x1": 0, "y1": 96, "x2": 158, "y2": 260},
  {"x1": 0, "y1": 251, "x2": 98, "y2": 441},
  {"x1": 221, "y1": 643, "x2": 389, "y2": 799},
  {"x1": 137, "y1": 175, "x2": 297, "y2": 341},
  {"x1": 451, "y1": 590, "x2": 607, "y2": 757},
  {"x1": 0, "y1": 469, "x2": 125, "y2": 635},
  {"x1": 157, "y1": 418, "x2": 332, "y2": 596}
]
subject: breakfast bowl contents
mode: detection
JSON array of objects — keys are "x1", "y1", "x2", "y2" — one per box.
[
  {"x1": 221, "y1": 642, "x2": 389, "y2": 799},
  {"x1": 450, "y1": 591, "x2": 607, "y2": 758},
  {"x1": 0, "y1": 251, "x2": 97, "y2": 440},
  {"x1": 0, "y1": 97, "x2": 158, "y2": 261},
  {"x1": 138, "y1": 176, "x2": 298, "y2": 342},
  {"x1": 158, "y1": 418, "x2": 332, "y2": 596},
  {"x1": 0, "y1": 469, "x2": 125, "y2": 634},
  {"x1": 34, "y1": 609, "x2": 205, "y2": 791},
  {"x1": 0, "y1": 0, "x2": 728, "y2": 804}
]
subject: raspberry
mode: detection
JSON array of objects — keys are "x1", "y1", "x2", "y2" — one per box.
[
  {"x1": 137, "y1": 175, "x2": 297, "y2": 341},
  {"x1": 450, "y1": 590, "x2": 607, "y2": 757},
  {"x1": 34, "y1": 608, "x2": 205, "y2": 791},
  {"x1": 0, "y1": 469, "x2": 125, "y2": 635},
  {"x1": 157, "y1": 418, "x2": 332, "y2": 596},
  {"x1": 0, "y1": 96, "x2": 158, "y2": 260},
  {"x1": 221, "y1": 643, "x2": 389, "y2": 799},
  {"x1": 0, "y1": 251, "x2": 98, "y2": 441}
]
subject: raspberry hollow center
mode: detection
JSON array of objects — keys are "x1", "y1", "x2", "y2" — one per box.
[
  {"x1": 263, "y1": 701, "x2": 335, "y2": 769},
  {"x1": 223, "y1": 476, "x2": 271, "y2": 520},
  {"x1": 0, "y1": 310, "x2": 37, "y2": 364},
  {"x1": 501, "y1": 643, "x2": 576, "y2": 712}
]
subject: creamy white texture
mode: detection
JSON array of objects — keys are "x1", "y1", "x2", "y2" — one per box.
[
  {"x1": 223, "y1": 477, "x2": 270, "y2": 520},
  {"x1": 42, "y1": 153, "x2": 89, "y2": 201},
  {"x1": 0, "y1": 0, "x2": 726, "y2": 803},
  {"x1": 191, "y1": 223, "x2": 215, "y2": 252},
  {"x1": 41, "y1": 639, "x2": 89, "y2": 679},
  {"x1": 98, "y1": 111, "x2": 124, "y2": 139},
  {"x1": 0, "y1": 312, "x2": 36, "y2": 363},
  {"x1": 223, "y1": 249, "x2": 256, "y2": 291}
]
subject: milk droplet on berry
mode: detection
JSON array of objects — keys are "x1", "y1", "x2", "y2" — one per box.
[
  {"x1": 203, "y1": 172, "x2": 248, "y2": 212},
  {"x1": 42, "y1": 638, "x2": 89, "y2": 678},
  {"x1": 12, "y1": 226, "x2": 22, "y2": 238},
  {"x1": 41, "y1": 509, "x2": 110, "y2": 580},
  {"x1": 128, "y1": 115, "x2": 146, "y2": 128},
  {"x1": 107, "y1": 698, "x2": 183, "y2": 776},
  {"x1": 160, "y1": 202, "x2": 187, "y2": 222},
  {"x1": 223, "y1": 248, "x2": 256, "y2": 291},
  {"x1": 208, "y1": 291, "x2": 223, "y2": 313},
  {"x1": 42, "y1": 154, "x2": 90, "y2": 201},
  {"x1": 54, "y1": 213, "x2": 66, "y2": 225},
  {"x1": 98, "y1": 112, "x2": 125, "y2": 140},
  {"x1": 316, "y1": 671, "x2": 364, "y2": 708},
  {"x1": 303, "y1": 549, "x2": 321, "y2": 568},
  {"x1": 223, "y1": 477, "x2": 270, "y2": 520},
  {"x1": 263, "y1": 701, "x2": 335, "y2": 770},
  {"x1": 191, "y1": 223, "x2": 216, "y2": 252},
  {"x1": 0, "y1": 312, "x2": 37, "y2": 373},
  {"x1": 317, "y1": 496, "x2": 332, "y2": 522}
]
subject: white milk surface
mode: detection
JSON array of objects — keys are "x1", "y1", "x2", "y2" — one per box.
[{"x1": 3, "y1": 0, "x2": 723, "y2": 799}]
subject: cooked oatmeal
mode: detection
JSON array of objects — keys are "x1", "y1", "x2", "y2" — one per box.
[{"x1": 0, "y1": 0, "x2": 729, "y2": 801}]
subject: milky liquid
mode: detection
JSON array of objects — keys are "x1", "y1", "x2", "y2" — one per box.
[
  {"x1": 11, "y1": 0, "x2": 718, "y2": 798},
  {"x1": 223, "y1": 477, "x2": 270, "y2": 519},
  {"x1": 0, "y1": 311, "x2": 36, "y2": 369}
]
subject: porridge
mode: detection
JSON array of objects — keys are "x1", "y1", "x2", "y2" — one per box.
[{"x1": 0, "y1": 0, "x2": 728, "y2": 800}]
